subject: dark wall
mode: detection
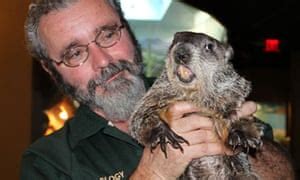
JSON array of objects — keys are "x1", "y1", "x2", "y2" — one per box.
[
  {"x1": 0, "y1": 0, "x2": 32, "y2": 179},
  {"x1": 290, "y1": 51, "x2": 300, "y2": 174}
]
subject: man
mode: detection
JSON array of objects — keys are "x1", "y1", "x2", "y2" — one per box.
[{"x1": 21, "y1": 0, "x2": 258, "y2": 179}]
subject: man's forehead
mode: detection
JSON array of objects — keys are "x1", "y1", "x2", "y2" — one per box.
[
  {"x1": 38, "y1": 0, "x2": 120, "y2": 55},
  {"x1": 44, "y1": 0, "x2": 118, "y2": 19}
]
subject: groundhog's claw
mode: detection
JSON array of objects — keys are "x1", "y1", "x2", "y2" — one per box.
[
  {"x1": 228, "y1": 127, "x2": 263, "y2": 153},
  {"x1": 149, "y1": 122, "x2": 189, "y2": 158},
  {"x1": 227, "y1": 117, "x2": 264, "y2": 153},
  {"x1": 229, "y1": 132, "x2": 260, "y2": 153}
]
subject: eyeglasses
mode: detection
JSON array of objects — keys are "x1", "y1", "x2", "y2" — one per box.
[{"x1": 50, "y1": 24, "x2": 125, "y2": 67}]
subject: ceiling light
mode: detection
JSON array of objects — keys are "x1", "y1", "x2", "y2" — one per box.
[{"x1": 120, "y1": 0, "x2": 172, "y2": 21}]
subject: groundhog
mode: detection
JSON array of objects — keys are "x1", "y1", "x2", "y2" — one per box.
[{"x1": 129, "y1": 32, "x2": 294, "y2": 179}]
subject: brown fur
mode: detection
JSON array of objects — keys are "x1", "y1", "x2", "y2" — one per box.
[
  {"x1": 129, "y1": 32, "x2": 294, "y2": 179},
  {"x1": 250, "y1": 139, "x2": 295, "y2": 180}
]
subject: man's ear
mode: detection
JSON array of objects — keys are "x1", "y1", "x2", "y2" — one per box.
[{"x1": 40, "y1": 60, "x2": 57, "y2": 84}]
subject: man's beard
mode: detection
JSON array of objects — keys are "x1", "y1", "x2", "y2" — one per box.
[
  {"x1": 78, "y1": 60, "x2": 146, "y2": 121},
  {"x1": 49, "y1": 58, "x2": 146, "y2": 121}
]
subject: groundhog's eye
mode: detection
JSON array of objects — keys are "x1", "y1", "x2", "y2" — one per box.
[{"x1": 204, "y1": 43, "x2": 214, "y2": 52}]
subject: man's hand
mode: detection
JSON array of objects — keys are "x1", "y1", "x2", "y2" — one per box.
[
  {"x1": 236, "y1": 101, "x2": 257, "y2": 118},
  {"x1": 130, "y1": 101, "x2": 257, "y2": 180}
]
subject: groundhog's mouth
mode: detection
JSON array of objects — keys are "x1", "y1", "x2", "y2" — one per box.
[{"x1": 176, "y1": 65, "x2": 195, "y2": 83}]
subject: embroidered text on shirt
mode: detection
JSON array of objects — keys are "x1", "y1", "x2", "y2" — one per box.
[{"x1": 99, "y1": 171, "x2": 124, "y2": 180}]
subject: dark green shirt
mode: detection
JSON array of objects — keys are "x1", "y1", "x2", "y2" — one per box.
[{"x1": 20, "y1": 105, "x2": 143, "y2": 180}]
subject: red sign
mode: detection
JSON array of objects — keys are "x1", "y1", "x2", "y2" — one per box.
[{"x1": 264, "y1": 38, "x2": 280, "y2": 53}]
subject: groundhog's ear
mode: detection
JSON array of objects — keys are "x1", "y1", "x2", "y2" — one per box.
[{"x1": 225, "y1": 45, "x2": 234, "y2": 62}]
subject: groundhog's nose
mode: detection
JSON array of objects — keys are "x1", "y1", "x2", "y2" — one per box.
[{"x1": 173, "y1": 45, "x2": 191, "y2": 65}]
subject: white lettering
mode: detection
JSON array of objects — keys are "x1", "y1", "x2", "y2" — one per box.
[{"x1": 99, "y1": 171, "x2": 125, "y2": 180}]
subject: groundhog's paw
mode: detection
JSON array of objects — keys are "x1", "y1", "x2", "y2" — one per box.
[
  {"x1": 228, "y1": 127, "x2": 263, "y2": 153},
  {"x1": 149, "y1": 122, "x2": 189, "y2": 158},
  {"x1": 227, "y1": 117, "x2": 264, "y2": 153}
]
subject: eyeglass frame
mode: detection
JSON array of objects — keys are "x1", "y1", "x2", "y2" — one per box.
[{"x1": 48, "y1": 23, "x2": 125, "y2": 68}]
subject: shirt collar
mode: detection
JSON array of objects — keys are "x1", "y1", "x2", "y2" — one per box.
[
  {"x1": 68, "y1": 105, "x2": 140, "y2": 149},
  {"x1": 68, "y1": 105, "x2": 108, "y2": 149}
]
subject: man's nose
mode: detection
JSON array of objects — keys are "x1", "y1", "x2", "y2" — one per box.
[{"x1": 88, "y1": 43, "x2": 113, "y2": 70}]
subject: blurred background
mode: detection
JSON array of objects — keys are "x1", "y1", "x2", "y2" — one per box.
[{"x1": 0, "y1": 0, "x2": 298, "y2": 179}]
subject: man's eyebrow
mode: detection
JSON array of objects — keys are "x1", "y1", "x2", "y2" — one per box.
[{"x1": 95, "y1": 23, "x2": 119, "y2": 34}]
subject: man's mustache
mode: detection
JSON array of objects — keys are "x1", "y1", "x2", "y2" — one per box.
[{"x1": 88, "y1": 60, "x2": 142, "y2": 89}]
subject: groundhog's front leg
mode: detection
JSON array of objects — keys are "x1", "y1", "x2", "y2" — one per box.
[
  {"x1": 148, "y1": 120, "x2": 189, "y2": 158},
  {"x1": 130, "y1": 105, "x2": 189, "y2": 158},
  {"x1": 228, "y1": 117, "x2": 265, "y2": 153},
  {"x1": 143, "y1": 106, "x2": 188, "y2": 158}
]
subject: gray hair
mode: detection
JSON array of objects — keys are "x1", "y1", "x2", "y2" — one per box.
[{"x1": 24, "y1": 0, "x2": 123, "y2": 62}]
